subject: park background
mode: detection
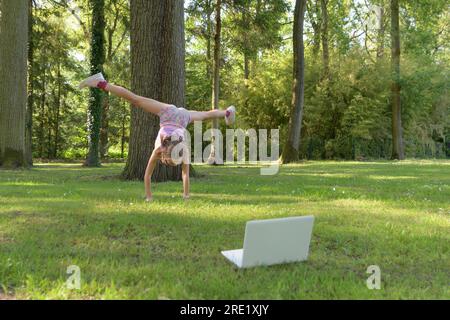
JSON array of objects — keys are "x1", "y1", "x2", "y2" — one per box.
[{"x1": 0, "y1": 0, "x2": 449, "y2": 300}]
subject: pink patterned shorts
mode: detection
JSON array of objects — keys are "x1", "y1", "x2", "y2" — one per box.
[
  {"x1": 154, "y1": 105, "x2": 190, "y2": 150},
  {"x1": 158, "y1": 105, "x2": 191, "y2": 129}
]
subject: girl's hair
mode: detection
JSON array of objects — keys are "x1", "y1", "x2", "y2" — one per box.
[{"x1": 160, "y1": 135, "x2": 184, "y2": 166}]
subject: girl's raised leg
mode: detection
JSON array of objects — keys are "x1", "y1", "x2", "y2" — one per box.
[
  {"x1": 79, "y1": 73, "x2": 170, "y2": 116},
  {"x1": 188, "y1": 109, "x2": 226, "y2": 122},
  {"x1": 104, "y1": 83, "x2": 170, "y2": 116},
  {"x1": 189, "y1": 106, "x2": 235, "y2": 125}
]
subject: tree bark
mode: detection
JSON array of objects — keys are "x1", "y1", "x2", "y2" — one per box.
[
  {"x1": 390, "y1": 0, "x2": 404, "y2": 159},
  {"x1": 208, "y1": 0, "x2": 222, "y2": 164},
  {"x1": 85, "y1": 0, "x2": 105, "y2": 167},
  {"x1": 0, "y1": 0, "x2": 28, "y2": 168},
  {"x1": 123, "y1": 0, "x2": 186, "y2": 181},
  {"x1": 25, "y1": 0, "x2": 34, "y2": 165},
  {"x1": 281, "y1": 0, "x2": 307, "y2": 163}
]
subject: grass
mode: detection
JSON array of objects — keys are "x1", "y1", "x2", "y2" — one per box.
[{"x1": 0, "y1": 160, "x2": 449, "y2": 299}]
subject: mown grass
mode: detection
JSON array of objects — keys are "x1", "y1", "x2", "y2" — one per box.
[{"x1": 0, "y1": 160, "x2": 449, "y2": 299}]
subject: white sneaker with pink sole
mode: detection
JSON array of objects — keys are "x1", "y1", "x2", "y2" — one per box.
[
  {"x1": 225, "y1": 105, "x2": 236, "y2": 126},
  {"x1": 78, "y1": 72, "x2": 106, "y2": 89}
]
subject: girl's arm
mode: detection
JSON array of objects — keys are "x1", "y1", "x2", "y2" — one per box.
[
  {"x1": 182, "y1": 162, "x2": 190, "y2": 199},
  {"x1": 144, "y1": 149, "x2": 160, "y2": 201}
]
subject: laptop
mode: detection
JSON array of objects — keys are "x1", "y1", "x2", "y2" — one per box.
[{"x1": 221, "y1": 216, "x2": 314, "y2": 268}]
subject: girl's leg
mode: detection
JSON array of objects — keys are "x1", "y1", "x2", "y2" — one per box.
[
  {"x1": 189, "y1": 109, "x2": 226, "y2": 123},
  {"x1": 104, "y1": 83, "x2": 170, "y2": 116}
]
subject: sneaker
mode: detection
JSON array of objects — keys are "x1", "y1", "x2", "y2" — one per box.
[
  {"x1": 78, "y1": 72, "x2": 105, "y2": 89},
  {"x1": 225, "y1": 105, "x2": 236, "y2": 126}
]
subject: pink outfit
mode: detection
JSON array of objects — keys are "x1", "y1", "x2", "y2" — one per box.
[{"x1": 155, "y1": 105, "x2": 190, "y2": 149}]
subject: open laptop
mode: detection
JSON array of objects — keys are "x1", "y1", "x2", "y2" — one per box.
[{"x1": 221, "y1": 216, "x2": 314, "y2": 268}]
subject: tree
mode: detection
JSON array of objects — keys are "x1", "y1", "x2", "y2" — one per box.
[
  {"x1": 281, "y1": 0, "x2": 306, "y2": 163},
  {"x1": 185, "y1": 0, "x2": 214, "y2": 80},
  {"x1": 26, "y1": 0, "x2": 35, "y2": 165},
  {"x1": 207, "y1": 0, "x2": 222, "y2": 164},
  {"x1": 376, "y1": 0, "x2": 386, "y2": 60},
  {"x1": 230, "y1": 0, "x2": 289, "y2": 80},
  {"x1": 100, "y1": 0, "x2": 130, "y2": 159},
  {"x1": 85, "y1": 0, "x2": 106, "y2": 167},
  {"x1": 306, "y1": 0, "x2": 322, "y2": 58},
  {"x1": 0, "y1": 0, "x2": 28, "y2": 168},
  {"x1": 320, "y1": 0, "x2": 330, "y2": 78},
  {"x1": 123, "y1": 0, "x2": 186, "y2": 181},
  {"x1": 390, "y1": 0, "x2": 404, "y2": 159}
]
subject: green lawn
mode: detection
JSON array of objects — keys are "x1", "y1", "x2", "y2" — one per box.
[{"x1": 0, "y1": 161, "x2": 449, "y2": 299}]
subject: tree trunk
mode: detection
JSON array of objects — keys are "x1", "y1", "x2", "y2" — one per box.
[
  {"x1": 281, "y1": 0, "x2": 307, "y2": 163},
  {"x1": 121, "y1": 104, "x2": 126, "y2": 159},
  {"x1": 390, "y1": 0, "x2": 404, "y2": 160},
  {"x1": 39, "y1": 64, "x2": 46, "y2": 159},
  {"x1": 320, "y1": 0, "x2": 330, "y2": 79},
  {"x1": 307, "y1": 0, "x2": 321, "y2": 59},
  {"x1": 0, "y1": 0, "x2": 28, "y2": 168},
  {"x1": 100, "y1": 91, "x2": 109, "y2": 159},
  {"x1": 54, "y1": 60, "x2": 61, "y2": 159},
  {"x1": 123, "y1": 0, "x2": 186, "y2": 181},
  {"x1": 100, "y1": 3, "x2": 122, "y2": 160},
  {"x1": 85, "y1": 0, "x2": 105, "y2": 167},
  {"x1": 376, "y1": 3, "x2": 385, "y2": 60},
  {"x1": 25, "y1": 0, "x2": 34, "y2": 165},
  {"x1": 243, "y1": 8, "x2": 250, "y2": 81},
  {"x1": 244, "y1": 53, "x2": 250, "y2": 80},
  {"x1": 208, "y1": 0, "x2": 222, "y2": 164},
  {"x1": 206, "y1": 0, "x2": 213, "y2": 80}
]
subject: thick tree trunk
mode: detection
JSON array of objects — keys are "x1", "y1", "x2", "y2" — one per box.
[
  {"x1": 25, "y1": 0, "x2": 34, "y2": 165},
  {"x1": 123, "y1": 0, "x2": 186, "y2": 181},
  {"x1": 390, "y1": 0, "x2": 404, "y2": 159},
  {"x1": 0, "y1": 0, "x2": 28, "y2": 168},
  {"x1": 208, "y1": 0, "x2": 222, "y2": 164},
  {"x1": 281, "y1": 0, "x2": 306, "y2": 163},
  {"x1": 85, "y1": 0, "x2": 105, "y2": 167},
  {"x1": 320, "y1": 0, "x2": 330, "y2": 78}
]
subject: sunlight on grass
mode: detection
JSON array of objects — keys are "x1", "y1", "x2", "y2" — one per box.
[
  {"x1": 0, "y1": 182, "x2": 54, "y2": 187},
  {"x1": 367, "y1": 175, "x2": 418, "y2": 180}
]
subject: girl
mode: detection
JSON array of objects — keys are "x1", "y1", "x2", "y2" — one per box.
[{"x1": 79, "y1": 73, "x2": 236, "y2": 202}]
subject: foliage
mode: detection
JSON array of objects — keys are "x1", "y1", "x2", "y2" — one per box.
[{"x1": 26, "y1": 0, "x2": 449, "y2": 160}]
